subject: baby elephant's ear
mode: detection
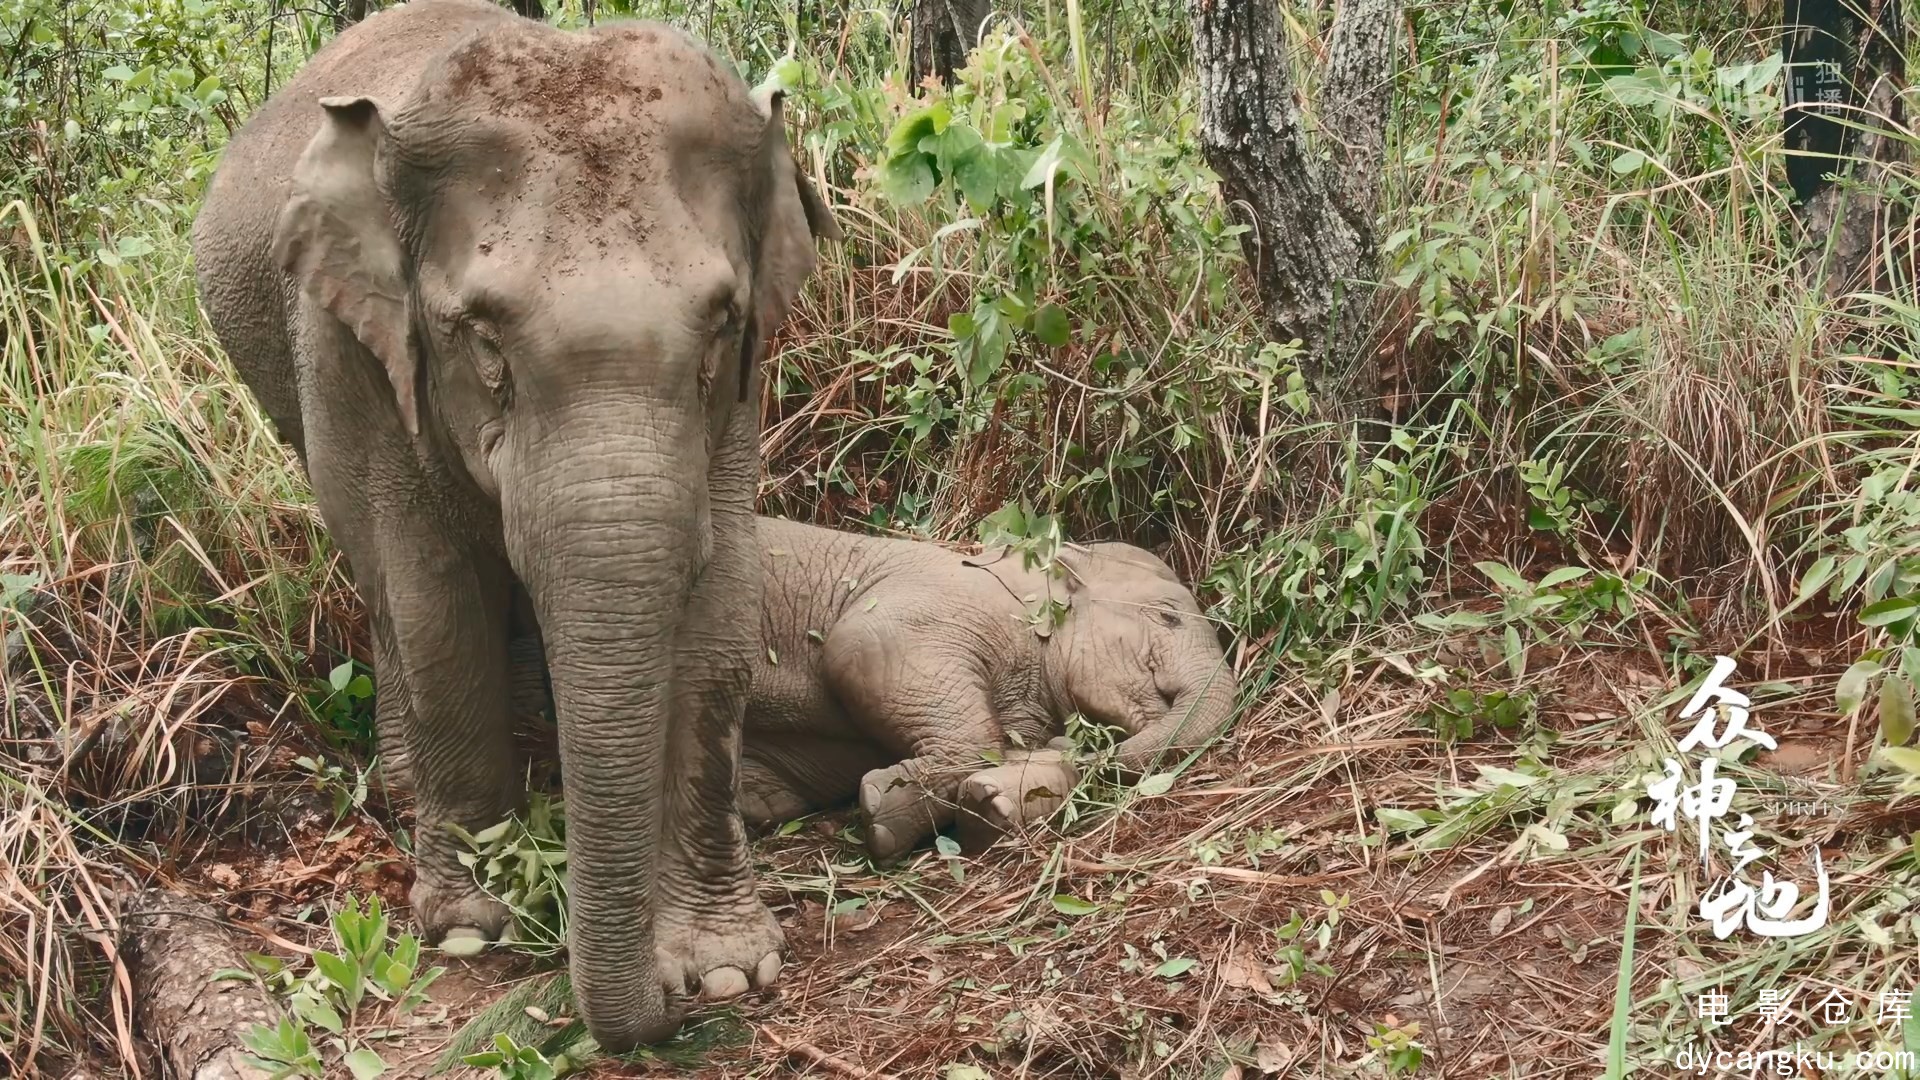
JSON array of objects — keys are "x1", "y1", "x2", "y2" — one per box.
[
  {"x1": 1084, "y1": 541, "x2": 1182, "y2": 586},
  {"x1": 272, "y1": 96, "x2": 420, "y2": 435}
]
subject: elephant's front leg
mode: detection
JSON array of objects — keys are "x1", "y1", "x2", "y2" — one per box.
[
  {"x1": 653, "y1": 428, "x2": 784, "y2": 1001},
  {"x1": 382, "y1": 546, "x2": 522, "y2": 945}
]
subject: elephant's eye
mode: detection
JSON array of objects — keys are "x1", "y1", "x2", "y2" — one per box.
[{"x1": 460, "y1": 315, "x2": 513, "y2": 404}]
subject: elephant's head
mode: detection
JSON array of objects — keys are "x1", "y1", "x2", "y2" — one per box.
[
  {"x1": 270, "y1": 19, "x2": 836, "y2": 1051},
  {"x1": 1045, "y1": 543, "x2": 1238, "y2": 772}
]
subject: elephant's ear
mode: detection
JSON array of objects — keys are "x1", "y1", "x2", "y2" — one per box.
[
  {"x1": 272, "y1": 96, "x2": 421, "y2": 436},
  {"x1": 741, "y1": 89, "x2": 839, "y2": 400}
]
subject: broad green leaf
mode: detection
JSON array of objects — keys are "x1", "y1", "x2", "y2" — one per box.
[
  {"x1": 1050, "y1": 894, "x2": 1099, "y2": 917},
  {"x1": 934, "y1": 834, "x2": 961, "y2": 857},
  {"x1": 1473, "y1": 561, "x2": 1530, "y2": 593},
  {"x1": 1030, "y1": 303, "x2": 1071, "y2": 347},
  {"x1": 878, "y1": 153, "x2": 935, "y2": 204},
  {"x1": 1881, "y1": 675, "x2": 1916, "y2": 746},
  {"x1": 343, "y1": 1047, "x2": 386, "y2": 1080},
  {"x1": 1152, "y1": 957, "x2": 1197, "y2": 979},
  {"x1": 1795, "y1": 555, "x2": 1836, "y2": 603},
  {"x1": 1837, "y1": 659, "x2": 1880, "y2": 715},
  {"x1": 1375, "y1": 808, "x2": 1431, "y2": 834},
  {"x1": 1881, "y1": 746, "x2": 1920, "y2": 775},
  {"x1": 1610, "y1": 149, "x2": 1646, "y2": 174},
  {"x1": 1538, "y1": 566, "x2": 1591, "y2": 589},
  {"x1": 1134, "y1": 772, "x2": 1176, "y2": 797},
  {"x1": 1860, "y1": 595, "x2": 1920, "y2": 627},
  {"x1": 467, "y1": 820, "x2": 511, "y2": 846},
  {"x1": 330, "y1": 661, "x2": 354, "y2": 692},
  {"x1": 292, "y1": 993, "x2": 344, "y2": 1034}
]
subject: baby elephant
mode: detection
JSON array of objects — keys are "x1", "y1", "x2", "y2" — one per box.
[{"x1": 743, "y1": 518, "x2": 1237, "y2": 859}]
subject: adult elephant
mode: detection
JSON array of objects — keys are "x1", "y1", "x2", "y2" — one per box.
[{"x1": 191, "y1": 0, "x2": 837, "y2": 1050}]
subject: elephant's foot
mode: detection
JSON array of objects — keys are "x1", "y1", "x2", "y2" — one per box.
[
  {"x1": 410, "y1": 871, "x2": 510, "y2": 947},
  {"x1": 858, "y1": 760, "x2": 958, "y2": 862},
  {"x1": 955, "y1": 748, "x2": 1079, "y2": 853},
  {"x1": 653, "y1": 892, "x2": 786, "y2": 1002}
]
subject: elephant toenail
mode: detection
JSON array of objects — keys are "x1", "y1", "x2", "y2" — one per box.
[
  {"x1": 861, "y1": 783, "x2": 880, "y2": 810},
  {"x1": 702, "y1": 966, "x2": 749, "y2": 999},
  {"x1": 755, "y1": 951, "x2": 783, "y2": 987},
  {"x1": 869, "y1": 823, "x2": 896, "y2": 855},
  {"x1": 438, "y1": 926, "x2": 490, "y2": 956},
  {"x1": 990, "y1": 795, "x2": 1016, "y2": 822}
]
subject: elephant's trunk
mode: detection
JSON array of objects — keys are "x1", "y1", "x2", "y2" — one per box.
[
  {"x1": 505, "y1": 419, "x2": 703, "y2": 1052},
  {"x1": 1115, "y1": 659, "x2": 1238, "y2": 775}
]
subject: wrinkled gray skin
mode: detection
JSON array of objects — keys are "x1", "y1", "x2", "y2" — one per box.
[
  {"x1": 740, "y1": 518, "x2": 1238, "y2": 859},
  {"x1": 190, "y1": 0, "x2": 836, "y2": 1050}
]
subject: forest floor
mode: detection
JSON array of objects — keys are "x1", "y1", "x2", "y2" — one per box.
[{"x1": 119, "y1": 595, "x2": 1896, "y2": 1080}]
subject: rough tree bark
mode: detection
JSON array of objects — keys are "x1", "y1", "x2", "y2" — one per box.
[
  {"x1": 1785, "y1": 0, "x2": 1907, "y2": 296},
  {"x1": 119, "y1": 890, "x2": 280, "y2": 1080},
  {"x1": 1189, "y1": 0, "x2": 1401, "y2": 389},
  {"x1": 910, "y1": 0, "x2": 992, "y2": 89},
  {"x1": 332, "y1": 0, "x2": 369, "y2": 32}
]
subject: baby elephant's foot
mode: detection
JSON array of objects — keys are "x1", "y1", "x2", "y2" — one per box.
[
  {"x1": 956, "y1": 749, "x2": 1079, "y2": 853},
  {"x1": 859, "y1": 761, "x2": 952, "y2": 862},
  {"x1": 410, "y1": 872, "x2": 510, "y2": 952},
  {"x1": 654, "y1": 893, "x2": 786, "y2": 1003}
]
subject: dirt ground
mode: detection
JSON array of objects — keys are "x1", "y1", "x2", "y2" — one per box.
[{"x1": 122, "y1": 615, "x2": 1894, "y2": 1080}]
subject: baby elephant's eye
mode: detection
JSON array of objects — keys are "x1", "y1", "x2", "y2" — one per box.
[{"x1": 1156, "y1": 607, "x2": 1183, "y2": 629}]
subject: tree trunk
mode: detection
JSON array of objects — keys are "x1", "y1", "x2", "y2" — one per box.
[
  {"x1": 1787, "y1": 0, "x2": 1907, "y2": 296},
  {"x1": 120, "y1": 890, "x2": 280, "y2": 1080},
  {"x1": 910, "y1": 0, "x2": 992, "y2": 89},
  {"x1": 332, "y1": 0, "x2": 369, "y2": 32},
  {"x1": 512, "y1": 0, "x2": 545, "y2": 19},
  {"x1": 1189, "y1": 0, "x2": 1400, "y2": 389}
]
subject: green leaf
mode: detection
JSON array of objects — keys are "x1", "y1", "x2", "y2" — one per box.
[
  {"x1": 1134, "y1": 772, "x2": 1176, "y2": 797},
  {"x1": 1838, "y1": 660, "x2": 1881, "y2": 714},
  {"x1": 311, "y1": 951, "x2": 359, "y2": 1001},
  {"x1": 878, "y1": 153, "x2": 935, "y2": 204},
  {"x1": 1050, "y1": 894, "x2": 1099, "y2": 917},
  {"x1": 1020, "y1": 134, "x2": 1073, "y2": 189},
  {"x1": 1030, "y1": 303, "x2": 1071, "y2": 347},
  {"x1": 1881, "y1": 675, "x2": 1916, "y2": 746},
  {"x1": 1537, "y1": 566, "x2": 1591, "y2": 589},
  {"x1": 777, "y1": 818, "x2": 806, "y2": 836},
  {"x1": 1881, "y1": 746, "x2": 1920, "y2": 775},
  {"x1": 1375, "y1": 808, "x2": 1431, "y2": 834},
  {"x1": 343, "y1": 1047, "x2": 386, "y2": 1080},
  {"x1": 1795, "y1": 555, "x2": 1836, "y2": 604},
  {"x1": 1473, "y1": 561, "x2": 1530, "y2": 593},
  {"x1": 329, "y1": 661, "x2": 354, "y2": 692},
  {"x1": 292, "y1": 994, "x2": 344, "y2": 1035},
  {"x1": 1861, "y1": 595, "x2": 1920, "y2": 627},
  {"x1": 1609, "y1": 149, "x2": 1646, "y2": 174},
  {"x1": 1152, "y1": 956, "x2": 1197, "y2": 979},
  {"x1": 934, "y1": 834, "x2": 961, "y2": 857}
]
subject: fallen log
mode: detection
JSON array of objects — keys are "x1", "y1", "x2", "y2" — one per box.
[{"x1": 120, "y1": 889, "x2": 280, "y2": 1080}]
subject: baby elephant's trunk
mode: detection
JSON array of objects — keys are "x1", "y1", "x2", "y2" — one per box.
[{"x1": 1114, "y1": 657, "x2": 1239, "y2": 775}]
